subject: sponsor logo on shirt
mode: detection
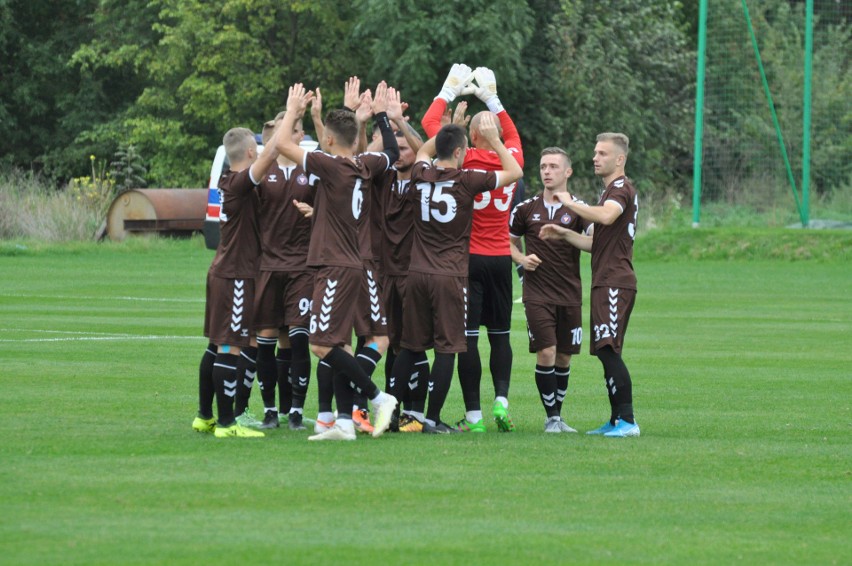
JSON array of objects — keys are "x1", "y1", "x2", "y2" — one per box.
[
  {"x1": 614, "y1": 178, "x2": 625, "y2": 188},
  {"x1": 532, "y1": 214, "x2": 541, "y2": 221}
]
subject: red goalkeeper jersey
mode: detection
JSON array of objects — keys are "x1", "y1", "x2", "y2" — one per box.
[{"x1": 422, "y1": 98, "x2": 524, "y2": 256}]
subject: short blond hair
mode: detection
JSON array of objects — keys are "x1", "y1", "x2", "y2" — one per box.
[
  {"x1": 596, "y1": 132, "x2": 629, "y2": 156},
  {"x1": 223, "y1": 127, "x2": 256, "y2": 163}
]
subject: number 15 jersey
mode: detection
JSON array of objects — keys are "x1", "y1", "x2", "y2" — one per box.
[{"x1": 408, "y1": 161, "x2": 499, "y2": 277}]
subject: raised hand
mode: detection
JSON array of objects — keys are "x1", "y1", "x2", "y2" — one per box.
[
  {"x1": 287, "y1": 83, "x2": 314, "y2": 116},
  {"x1": 453, "y1": 101, "x2": 471, "y2": 127},
  {"x1": 371, "y1": 81, "x2": 389, "y2": 114},
  {"x1": 472, "y1": 67, "x2": 498, "y2": 103},
  {"x1": 344, "y1": 76, "x2": 361, "y2": 110},
  {"x1": 437, "y1": 63, "x2": 474, "y2": 102},
  {"x1": 310, "y1": 87, "x2": 323, "y2": 122},
  {"x1": 355, "y1": 89, "x2": 373, "y2": 123},
  {"x1": 385, "y1": 86, "x2": 403, "y2": 122},
  {"x1": 476, "y1": 112, "x2": 500, "y2": 143}
]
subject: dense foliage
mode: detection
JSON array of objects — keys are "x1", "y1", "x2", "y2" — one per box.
[{"x1": 0, "y1": 0, "x2": 848, "y2": 202}]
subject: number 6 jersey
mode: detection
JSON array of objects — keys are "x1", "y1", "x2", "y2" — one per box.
[{"x1": 408, "y1": 161, "x2": 499, "y2": 276}]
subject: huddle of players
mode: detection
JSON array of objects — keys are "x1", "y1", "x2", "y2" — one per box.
[{"x1": 192, "y1": 63, "x2": 640, "y2": 440}]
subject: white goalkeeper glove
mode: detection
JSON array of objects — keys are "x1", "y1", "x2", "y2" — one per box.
[
  {"x1": 437, "y1": 63, "x2": 475, "y2": 103},
  {"x1": 472, "y1": 67, "x2": 504, "y2": 114}
]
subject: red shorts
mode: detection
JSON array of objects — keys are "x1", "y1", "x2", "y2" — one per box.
[
  {"x1": 589, "y1": 287, "x2": 636, "y2": 355},
  {"x1": 401, "y1": 271, "x2": 468, "y2": 354},
  {"x1": 309, "y1": 266, "x2": 362, "y2": 348},
  {"x1": 203, "y1": 272, "x2": 255, "y2": 347},
  {"x1": 524, "y1": 301, "x2": 583, "y2": 354},
  {"x1": 254, "y1": 270, "x2": 314, "y2": 330}
]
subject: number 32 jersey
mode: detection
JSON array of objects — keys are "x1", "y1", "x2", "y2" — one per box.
[{"x1": 408, "y1": 161, "x2": 499, "y2": 276}]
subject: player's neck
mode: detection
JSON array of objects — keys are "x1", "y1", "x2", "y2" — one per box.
[
  {"x1": 434, "y1": 158, "x2": 457, "y2": 169},
  {"x1": 277, "y1": 157, "x2": 295, "y2": 167},
  {"x1": 543, "y1": 186, "x2": 567, "y2": 204},
  {"x1": 602, "y1": 170, "x2": 625, "y2": 187}
]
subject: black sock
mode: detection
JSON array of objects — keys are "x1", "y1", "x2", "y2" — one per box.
[
  {"x1": 316, "y1": 360, "x2": 334, "y2": 413},
  {"x1": 198, "y1": 343, "x2": 217, "y2": 418},
  {"x1": 332, "y1": 370, "x2": 355, "y2": 420},
  {"x1": 425, "y1": 352, "x2": 455, "y2": 423},
  {"x1": 234, "y1": 346, "x2": 257, "y2": 416},
  {"x1": 385, "y1": 348, "x2": 397, "y2": 393},
  {"x1": 288, "y1": 329, "x2": 310, "y2": 413},
  {"x1": 276, "y1": 348, "x2": 293, "y2": 415},
  {"x1": 213, "y1": 352, "x2": 239, "y2": 426},
  {"x1": 555, "y1": 365, "x2": 570, "y2": 416},
  {"x1": 488, "y1": 330, "x2": 512, "y2": 399},
  {"x1": 458, "y1": 333, "x2": 482, "y2": 411},
  {"x1": 410, "y1": 352, "x2": 430, "y2": 413},
  {"x1": 388, "y1": 348, "x2": 413, "y2": 403},
  {"x1": 534, "y1": 364, "x2": 559, "y2": 418},
  {"x1": 324, "y1": 347, "x2": 380, "y2": 402},
  {"x1": 256, "y1": 337, "x2": 278, "y2": 412},
  {"x1": 597, "y1": 346, "x2": 634, "y2": 424}
]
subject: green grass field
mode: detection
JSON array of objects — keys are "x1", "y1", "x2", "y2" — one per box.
[{"x1": 1, "y1": 232, "x2": 850, "y2": 565}]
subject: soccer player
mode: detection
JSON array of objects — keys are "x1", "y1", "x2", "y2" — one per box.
[
  {"x1": 252, "y1": 110, "x2": 317, "y2": 431},
  {"x1": 422, "y1": 64, "x2": 524, "y2": 433},
  {"x1": 509, "y1": 147, "x2": 587, "y2": 433},
  {"x1": 275, "y1": 82, "x2": 399, "y2": 441},
  {"x1": 191, "y1": 126, "x2": 284, "y2": 438},
  {"x1": 540, "y1": 133, "x2": 640, "y2": 438},
  {"x1": 398, "y1": 117, "x2": 523, "y2": 433}
]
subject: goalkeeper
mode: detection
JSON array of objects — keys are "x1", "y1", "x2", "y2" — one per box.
[{"x1": 422, "y1": 64, "x2": 524, "y2": 433}]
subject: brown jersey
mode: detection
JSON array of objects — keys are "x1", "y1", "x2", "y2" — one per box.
[
  {"x1": 358, "y1": 167, "x2": 392, "y2": 266},
  {"x1": 591, "y1": 175, "x2": 638, "y2": 290},
  {"x1": 381, "y1": 174, "x2": 414, "y2": 276},
  {"x1": 408, "y1": 161, "x2": 499, "y2": 276},
  {"x1": 301, "y1": 150, "x2": 391, "y2": 269},
  {"x1": 208, "y1": 168, "x2": 261, "y2": 278},
  {"x1": 257, "y1": 163, "x2": 315, "y2": 271},
  {"x1": 510, "y1": 194, "x2": 588, "y2": 306}
]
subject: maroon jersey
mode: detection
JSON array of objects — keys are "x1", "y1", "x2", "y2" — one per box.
[
  {"x1": 591, "y1": 176, "x2": 638, "y2": 290},
  {"x1": 209, "y1": 168, "x2": 261, "y2": 278},
  {"x1": 301, "y1": 151, "x2": 391, "y2": 269},
  {"x1": 358, "y1": 167, "x2": 393, "y2": 266},
  {"x1": 380, "y1": 174, "x2": 414, "y2": 276},
  {"x1": 408, "y1": 161, "x2": 499, "y2": 276},
  {"x1": 257, "y1": 163, "x2": 315, "y2": 271},
  {"x1": 510, "y1": 194, "x2": 588, "y2": 306}
]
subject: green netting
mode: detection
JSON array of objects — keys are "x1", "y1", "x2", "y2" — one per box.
[{"x1": 697, "y1": 0, "x2": 851, "y2": 225}]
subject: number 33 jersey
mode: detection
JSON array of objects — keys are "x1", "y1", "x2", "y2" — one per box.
[{"x1": 408, "y1": 161, "x2": 499, "y2": 277}]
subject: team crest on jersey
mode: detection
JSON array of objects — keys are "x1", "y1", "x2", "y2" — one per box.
[
  {"x1": 561, "y1": 213, "x2": 572, "y2": 224},
  {"x1": 297, "y1": 174, "x2": 308, "y2": 185},
  {"x1": 614, "y1": 178, "x2": 625, "y2": 188}
]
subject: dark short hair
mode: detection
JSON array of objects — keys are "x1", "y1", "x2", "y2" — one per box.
[
  {"x1": 325, "y1": 109, "x2": 358, "y2": 147},
  {"x1": 435, "y1": 124, "x2": 467, "y2": 160}
]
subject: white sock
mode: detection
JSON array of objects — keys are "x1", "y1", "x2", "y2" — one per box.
[
  {"x1": 317, "y1": 411, "x2": 334, "y2": 423},
  {"x1": 264, "y1": 406, "x2": 278, "y2": 414},
  {"x1": 466, "y1": 410, "x2": 483, "y2": 424},
  {"x1": 495, "y1": 396, "x2": 509, "y2": 409},
  {"x1": 336, "y1": 419, "x2": 355, "y2": 433},
  {"x1": 410, "y1": 411, "x2": 425, "y2": 422},
  {"x1": 290, "y1": 407, "x2": 303, "y2": 415},
  {"x1": 424, "y1": 418, "x2": 436, "y2": 427}
]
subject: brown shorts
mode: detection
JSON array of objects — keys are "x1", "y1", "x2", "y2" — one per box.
[
  {"x1": 254, "y1": 270, "x2": 314, "y2": 330},
  {"x1": 381, "y1": 273, "x2": 407, "y2": 348},
  {"x1": 524, "y1": 301, "x2": 583, "y2": 355},
  {"x1": 203, "y1": 272, "x2": 255, "y2": 347},
  {"x1": 589, "y1": 286, "x2": 636, "y2": 355},
  {"x1": 401, "y1": 271, "x2": 468, "y2": 354},
  {"x1": 309, "y1": 266, "x2": 362, "y2": 348},
  {"x1": 354, "y1": 266, "x2": 388, "y2": 338}
]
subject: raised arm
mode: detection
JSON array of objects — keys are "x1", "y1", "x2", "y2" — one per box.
[
  {"x1": 275, "y1": 83, "x2": 314, "y2": 167},
  {"x1": 310, "y1": 87, "x2": 324, "y2": 146},
  {"x1": 422, "y1": 63, "x2": 474, "y2": 138},
  {"x1": 386, "y1": 87, "x2": 423, "y2": 153},
  {"x1": 370, "y1": 81, "x2": 399, "y2": 165},
  {"x1": 478, "y1": 113, "x2": 522, "y2": 188}
]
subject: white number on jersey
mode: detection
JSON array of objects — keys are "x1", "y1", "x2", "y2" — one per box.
[
  {"x1": 473, "y1": 182, "x2": 516, "y2": 212},
  {"x1": 571, "y1": 326, "x2": 583, "y2": 346},
  {"x1": 628, "y1": 194, "x2": 638, "y2": 240},
  {"x1": 416, "y1": 181, "x2": 458, "y2": 224},
  {"x1": 352, "y1": 178, "x2": 364, "y2": 220}
]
